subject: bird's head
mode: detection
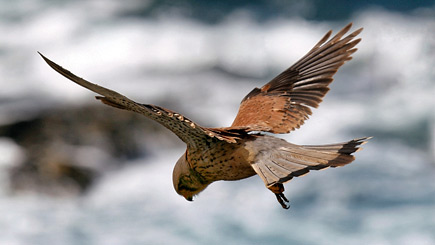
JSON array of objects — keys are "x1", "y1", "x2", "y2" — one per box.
[{"x1": 173, "y1": 152, "x2": 209, "y2": 201}]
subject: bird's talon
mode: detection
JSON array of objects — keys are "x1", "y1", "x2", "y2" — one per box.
[{"x1": 275, "y1": 193, "x2": 290, "y2": 209}]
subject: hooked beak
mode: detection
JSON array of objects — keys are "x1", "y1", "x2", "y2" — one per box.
[{"x1": 186, "y1": 196, "x2": 193, "y2": 202}]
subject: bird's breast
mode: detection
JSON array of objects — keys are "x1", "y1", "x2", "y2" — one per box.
[{"x1": 186, "y1": 140, "x2": 256, "y2": 182}]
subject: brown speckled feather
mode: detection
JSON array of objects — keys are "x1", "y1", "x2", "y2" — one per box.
[
  {"x1": 38, "y1": 53, "x2": 242, "y2": 146},
  {"x1": 231, "y1": 23, "x2": 363, "y2": 133}
]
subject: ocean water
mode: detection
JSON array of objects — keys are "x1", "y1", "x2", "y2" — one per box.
[{"x1": 0, "y1": 0, "x2": 434, "y2": 244}]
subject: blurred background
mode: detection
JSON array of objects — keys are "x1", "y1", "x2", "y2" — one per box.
[{"x1": 1, "y1": 0, "x2": 434, "y2": 244}]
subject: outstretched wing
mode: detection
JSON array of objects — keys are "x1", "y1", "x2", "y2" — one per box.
[
  {"x1": 231, "y1": 23, "x2": 362, "y2": 133},
  {"x1": 39, "y1": 53, "x2": 242, "y2": 146}
]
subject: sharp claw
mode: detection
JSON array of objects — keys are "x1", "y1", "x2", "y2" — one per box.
[
  {"x1": 275, "y1": 193, "x2": 290, "y2": 209},
  {"x1": 280, "y1": 193, "x2": 289, "y2": 203}
]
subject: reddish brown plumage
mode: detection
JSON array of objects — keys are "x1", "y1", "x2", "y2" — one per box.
[{"x1": 232, "y1": 23, "x2": 362, "y2": 134}]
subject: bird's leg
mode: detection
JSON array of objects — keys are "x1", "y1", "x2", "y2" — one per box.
[{"x1": 268, "y1": 183, "x2": 290, "y2": 209}]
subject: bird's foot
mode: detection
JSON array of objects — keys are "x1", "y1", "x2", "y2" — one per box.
[
  {"x1": 275, "y1": 193, "x2": 290, "y2": 209},
  {"x1": 268, "y1": 183, "x2": 290, "y2": 209}
]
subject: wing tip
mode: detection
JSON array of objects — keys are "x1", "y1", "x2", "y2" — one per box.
[
  {"x1": 343, "y1": 22, "x2": 353, "y2": 32},
  {"x1": 359, "y1": 136, "x2": 373, "y2": 144},
  {"x1": 38, "y1": 51, "x2": 51, "y2": 65}
]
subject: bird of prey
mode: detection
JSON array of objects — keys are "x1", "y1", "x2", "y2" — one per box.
[{"x1": 39, "y1": 23, "x2": 370, "y2": 209}]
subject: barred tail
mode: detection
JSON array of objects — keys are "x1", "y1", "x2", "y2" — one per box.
[{"x1": 252, "y1": 137, "x2": 371, "y2": 187}]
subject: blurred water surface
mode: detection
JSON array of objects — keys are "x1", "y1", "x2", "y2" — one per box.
[{"x1": 0, "y1": 0, "x2": 434, "y2": 244}]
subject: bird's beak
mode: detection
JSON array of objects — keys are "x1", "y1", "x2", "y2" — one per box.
[{"x1": 186, "y1": 196, "x2": 193, "y2": 202}]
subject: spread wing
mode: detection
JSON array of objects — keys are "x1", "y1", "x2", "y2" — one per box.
[
  {"x1": 231, "y1": 23, "x2": 362, "y2": 133},
  {"x1": 38, "y1": 53, "x2": 243, "y2": 146}
]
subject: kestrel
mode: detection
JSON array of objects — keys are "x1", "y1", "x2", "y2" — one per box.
[{"x1": 39, "y1": 23, "x2": 370, "y2": 209}]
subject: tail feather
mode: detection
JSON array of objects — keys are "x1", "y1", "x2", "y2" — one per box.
[
  {"x1": 303, "y1": 137, "x2": 370, "y2": 154},
  {"x1": 253, "y1": 137, "x2": 371, "y2": 187}
]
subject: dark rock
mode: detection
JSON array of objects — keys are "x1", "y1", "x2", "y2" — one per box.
[{"x1": 0, "y1": 104, "x2": 179, "y2": 196}]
